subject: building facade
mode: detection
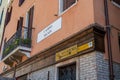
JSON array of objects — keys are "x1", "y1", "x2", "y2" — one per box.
[
  {"x1": 0, "y1": 0, "x2": 10, "y2": 55},
  {"x1": 0, "y1": 0, "x2": 11, "y2": 74},
  {"x1": 0, "y1": 0, "x2": 9, "y2": 45},
  {"x1": 0, "y1": 0, "x2": 120, "y2": 80}
]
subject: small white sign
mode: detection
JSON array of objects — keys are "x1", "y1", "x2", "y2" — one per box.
[
  {"x1": 88, "y1": 41, "x2": 93, "y2": 47},
  {"x1": 37, "y1": 17, "x2": 62, "y2": 43}
]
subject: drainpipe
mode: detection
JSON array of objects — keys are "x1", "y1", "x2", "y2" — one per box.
[{"x1": 104, "y1": 0, "x2": 114, "y2": 80}]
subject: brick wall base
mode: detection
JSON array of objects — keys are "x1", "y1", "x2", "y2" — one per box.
[{"x1": 3, "y1": 51, "x2": 120, "y2": 80}]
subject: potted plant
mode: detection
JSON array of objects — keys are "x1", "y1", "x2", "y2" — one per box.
[{"x1": 22, "y1": 38, "x2": 31, "y2": 45}]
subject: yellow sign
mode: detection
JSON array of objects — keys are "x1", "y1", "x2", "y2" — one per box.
[
  {"x1": 78, "y1": 41, "x2": 93, "y2": 52},
  {"x1": 56, "y1": 41, "x2": 93, "y2": 61},
  {"x1": 56, "y1": 45, "x2": 77, "y2": 61}
]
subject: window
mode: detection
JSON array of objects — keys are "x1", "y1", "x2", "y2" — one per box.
[
  {"x1": 24, "y1": 12, "x2": 29, "y2": 39},
  {"x1": 4, "y1": 6, "x2": 12, "y2": 27},
  {"x1": 24, "y1": 6, "x2": 34, "y2": 39},
  {"x1": 58, "y1": 63, "x2": 76, "y2": 80},
  {"x1": 0, "y1": 0, "x2": 2, "y2": 6},
  {"x1": 0, "y1": 9, "x2": 4, "y2": 25},
  {"x1": 111, "y1": 0, "x2": 120, "y2": 8},
  {"x1": 19, "y1": 0, "x2": 25, "y2": 6},
  {"x1": 59, "y1": 0, "x2": 77, "y2": 14},
  {"x1": 16, "y1": 17, "x2": 23, "y2": 38},
  {"x1": 17, "y1": 17, "x2": 23, "y2": 31}
]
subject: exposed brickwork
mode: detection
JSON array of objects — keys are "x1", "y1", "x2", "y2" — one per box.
[
  {"x1": 29, "y1": 66, "x2": 55, "y2": 80},
  {"x1": 96, "y1": 52, "x2": 109, "y2": 80},
  {"x1": 29, "y1": 52, "x2": 110, "y2": 80},
  {"x1": 96, "y1": 52, "x2": 120, "y2": 80},
  {"x1": 2, "y1": 51, "x2": 120, "y2": 80},
  {"x1": 79, "y1": 52, "x2": 97, "y2": 80},
  {"x1": 113, "y1": 63, "x2": 120, "y2": 80}
]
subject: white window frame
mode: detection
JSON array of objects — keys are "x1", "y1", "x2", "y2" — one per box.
[
  {"x1": 111, "y1": 0, "x2": 120, "y2": 8},
  {"x1": 24, "y1": 12, "x2": 29, "y2": 39},
  {"x1": 59, "y1": 0, "x2": 77, "y2": 16},
  {"x1": 24, "y1": 4, "x2": 34, "y2": 39}
]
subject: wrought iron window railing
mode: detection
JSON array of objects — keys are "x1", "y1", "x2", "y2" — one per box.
[{"x1": 2, "y1": 28, "x2": 31, "y2": 59}]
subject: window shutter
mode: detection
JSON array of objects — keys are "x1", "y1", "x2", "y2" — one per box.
[
  {"x1": 19, "y1": 0, "x2": 25, "y2": 6},
  {"x1": 16, "y1": 17, "x2": 23, "y2": 38},
  {"x1": 27, "y1": 6, "x2": 34, "y2": 39},
  {"x1": 4, "y1": 7, "x2": 12, "y2": 27},
  {"x1": 8, "y1": 6, "x2": 12, "y2": 23},
  {"x1": 19, "y1": 17, "x2": 23, "y2": 37},
  {"x1": 19, "y1": 17, "x2": 23, "y2": 30},
  {"x1": 16, "y1": 20, "x2": 20, "y2": 31},
  {"x1": 4, "y1": 8, "x2": 9, "y2": 27}
]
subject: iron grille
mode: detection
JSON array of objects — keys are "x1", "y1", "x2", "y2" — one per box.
[
  {"x1": 58, "y1": 63, "x2": 76, "y2": 80},
  {"x1": 2, "y1": 27, "x2": 31, "y2": 59}
]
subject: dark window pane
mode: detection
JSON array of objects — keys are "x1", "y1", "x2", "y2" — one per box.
[
  {"x1": 59, "y1": 63, "x2": 76, "y2": 80},
  {"x1": 113, "y1": 0, "x2": 120, "y2": 5},
  {"x1": 63, "y1": 0, "x2": 76, "y2": 11}
]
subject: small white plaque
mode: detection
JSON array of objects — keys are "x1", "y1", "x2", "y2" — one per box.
[{"x1": 37, "y1": 17, "x2": 62, "y2": 43}]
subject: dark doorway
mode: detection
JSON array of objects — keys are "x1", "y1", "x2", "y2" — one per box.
[{"x1": 58, "y1": 63, "x2": 76, "y2": 80}]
